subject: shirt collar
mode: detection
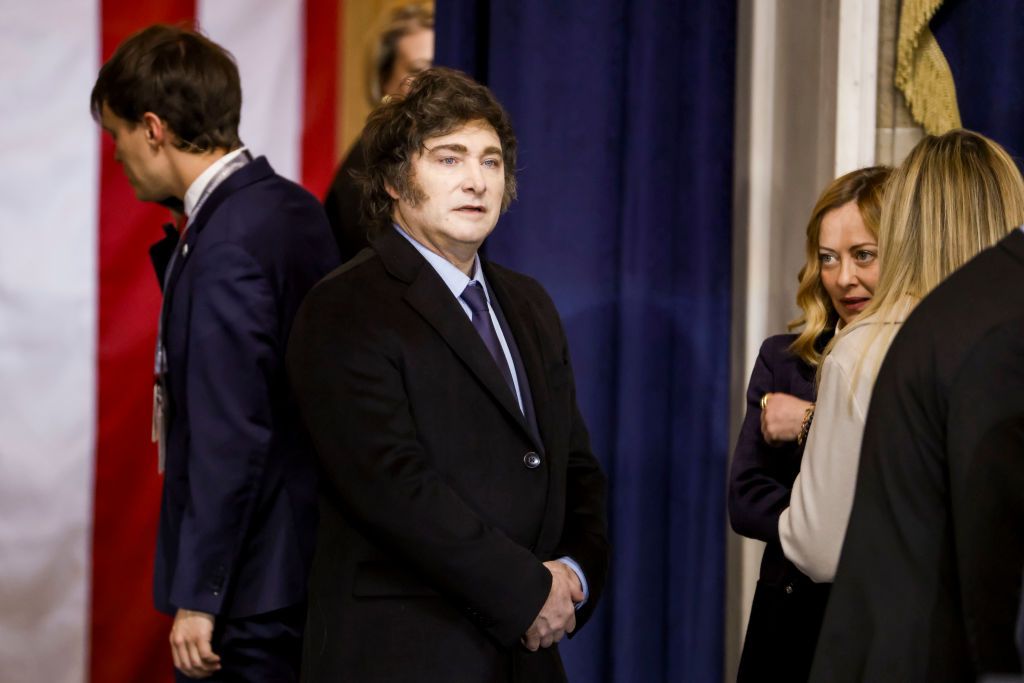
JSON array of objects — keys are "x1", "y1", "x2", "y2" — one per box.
[
  {"x1": 183, "y1": 146, "x2": 249, "y2": 217},
  {"x1": 393, "y1": 225, "x2": 489, "y2": 302}
]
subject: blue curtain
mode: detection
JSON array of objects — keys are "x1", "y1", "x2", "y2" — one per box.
[
  {"x1": 436, "y1": 3, "x2": 736, "y2": 680},
  {"x1": 933, "y1": 0, "x2": 1024, "y2": 161}
]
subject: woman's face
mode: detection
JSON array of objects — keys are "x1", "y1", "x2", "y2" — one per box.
[{"x1": 818, "y1": 200, "x2": 879, "y2": 325}]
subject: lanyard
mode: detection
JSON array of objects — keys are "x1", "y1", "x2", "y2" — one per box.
[{"x1": 151, "y1": 149, "x2": 252, "y2": 473}]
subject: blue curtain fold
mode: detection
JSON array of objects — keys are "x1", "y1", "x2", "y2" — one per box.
[
  {"x1": 437, "y1": 2, "x2": 736, "y2": 681},
  {"x1": 932, "y1": 0, "x2": 1024, "y2": 161}
]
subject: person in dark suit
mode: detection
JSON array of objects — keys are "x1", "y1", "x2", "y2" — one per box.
[
  {"x1": 808, "y1": 131, "x2": 1024, "y2": 682},
  {"x1": 323, "y1": 3, "x2": 434, "y2": 262},
  {"x1": 287, "y1": 67, "x2": 610, "y2": 682},
  {"x1": 92, "y1": 24, "x2": 338, "y2": 681},
  {"x1": 729, "y1": 166, "x2": 890, "y2": 681}
]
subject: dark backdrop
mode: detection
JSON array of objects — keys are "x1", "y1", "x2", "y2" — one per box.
[
  {"x1": 436, "y1": 2, "x2": 737, "y2": 680},
  {"x1": 933, "y1": 0, "x2": 1024, "y2": 162}
]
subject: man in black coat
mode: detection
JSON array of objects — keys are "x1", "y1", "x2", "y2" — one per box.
[
  {"x1": 810, "y1": 229, "x2": 1024, "y2": 682},
  {"x1": 287, "y1": 68, "x2": 609, "y2": 682}
]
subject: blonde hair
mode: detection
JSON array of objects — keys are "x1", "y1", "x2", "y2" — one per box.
[
  {"x1": 825, "y1": 129, "x2": 1024, "y2": 383},
  {"x1": 789, "y1": 166, "x2": 891, "y2": 367}
]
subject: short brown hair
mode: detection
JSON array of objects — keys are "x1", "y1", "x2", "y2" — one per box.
[
  {"x1": 91, "y1": 24, "x2": 242, "y2": 153},
  {"x1": 360, "y1": 67, "x2": 518, "y2": 228}
]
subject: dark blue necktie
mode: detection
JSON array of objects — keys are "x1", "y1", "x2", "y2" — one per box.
[{"x1": 460, "y1": 281, "x2": 517, "y2": 394}]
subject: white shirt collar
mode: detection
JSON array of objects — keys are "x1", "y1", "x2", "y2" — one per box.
[
  {"x1": 183, "y1": 146, "x2": 249, "y2": 217},
  {"x1": 393, "y1": 225, "x2": 489, "y2": 301}
]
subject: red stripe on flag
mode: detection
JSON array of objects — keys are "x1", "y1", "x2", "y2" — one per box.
[
  {"x1": 93, "y1": 2, "x2": 194, "y2": 682},
  {"x1": 301, "y1": 0, "x2": 339, "y2": 197}
]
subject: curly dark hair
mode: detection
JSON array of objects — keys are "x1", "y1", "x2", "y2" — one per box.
[
  {"x1": 90, "y1": 24, "x2": 242, "y2": 153},
  {"x1": 359, "y1": 67, "x2": 518, "y2": 229}
]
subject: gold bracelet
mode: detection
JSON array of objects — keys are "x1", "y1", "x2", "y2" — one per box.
[{"x1": 796, "y1": 404, "x2": 815, "y2": 446}]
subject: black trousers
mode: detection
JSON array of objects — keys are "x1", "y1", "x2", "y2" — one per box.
[
  {"x1": 737, "y1": 579, "x2": 831, "y2": 683},
  {"x1": 174, "y1": 604, "x2": 305, "y2": 683}
]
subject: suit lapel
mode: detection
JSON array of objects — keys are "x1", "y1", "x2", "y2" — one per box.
[
  {"x1": 159, "y1": 157, "x2": 274, "y2": 338},
  {"x1": 484, "y1": 263, "x2": 552, "y2": 452},
  {"x1": 376, "y1": 229, "x2": 536, "y2": 442}
]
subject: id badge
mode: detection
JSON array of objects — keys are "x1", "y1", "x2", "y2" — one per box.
[{"x1": 152, "y1": 382, "x2": 166, "y2": 474}]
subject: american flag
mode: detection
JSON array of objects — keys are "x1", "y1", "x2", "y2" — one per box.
[{"x1": 0, "y1": 0, "x2": 355, "y2": 680}]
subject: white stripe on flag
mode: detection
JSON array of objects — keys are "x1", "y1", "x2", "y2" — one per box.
[
  {"x1": 198, "y1": 0, "x2": 305, "y2": 183},
  {"x1": 0, "y1": 2, "x2": 99, "y2": 682}
]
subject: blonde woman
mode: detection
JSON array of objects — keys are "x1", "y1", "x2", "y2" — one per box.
[
  {"x1": 779, "y1": 129, "x2": 1024, "y2": 586},
  {"x1": 729, "y1": 166, "x2": 890, "y2": 682}
]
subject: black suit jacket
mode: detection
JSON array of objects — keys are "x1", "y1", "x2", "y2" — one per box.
[
  {"x1": 152, "y1": 157, "x2": 339, "y2": 619},
  {"x1": 323, "y1": 136, "x2": 374, "y2": 262},
  {"x1": 810, "y1": 230, "x2": 1024, "y2": 682},
  {"x1": 287, "y1": 227, "x2": 609, "y2": 682}
]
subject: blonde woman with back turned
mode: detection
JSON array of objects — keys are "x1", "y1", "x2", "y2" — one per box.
[{"x1": 778, "y1": 129, "x2": 1024, "y2": 583}]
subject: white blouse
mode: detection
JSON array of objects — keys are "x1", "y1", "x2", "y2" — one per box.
[{"x1": 778, "y1": 305, "x2": 910, "y2": 582}]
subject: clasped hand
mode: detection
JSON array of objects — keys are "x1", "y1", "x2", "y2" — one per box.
[
  {"x1": 521, "y1": 560, "x2": 583, "y2": 651},
  {"x1": 760, "y1": 392, "x2": 812, "y2": 445}
]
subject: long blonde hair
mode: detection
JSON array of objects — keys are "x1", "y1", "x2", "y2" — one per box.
[
  {"x1": 789, "y1": 166, "x2": 891, "y2": 367},
  {"x1": 826, "y1": 129, "x2": 1024, "y2": 382}
]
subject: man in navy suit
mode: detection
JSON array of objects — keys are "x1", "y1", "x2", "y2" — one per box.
[{"x1": 92, "y1": 24, "x2": 338, "y2": 681}]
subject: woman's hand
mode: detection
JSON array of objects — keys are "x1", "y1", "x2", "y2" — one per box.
[{"x1": 760, "y1": 393, "x2": 813, "y2": 445}]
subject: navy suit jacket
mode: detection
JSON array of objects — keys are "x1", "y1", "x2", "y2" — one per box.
[{"x1": 152, "y1": 157, "x2": 339, "y2": 619}]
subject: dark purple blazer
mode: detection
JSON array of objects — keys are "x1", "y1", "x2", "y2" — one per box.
[
  {"x1": 729, "y1": 332, "x2": 831, "y2": 682},
  {"x1": 729, "y1": 333, "x2": 817, "y2": 575},
  {"x1": 152, "y1": 157, "x2": 339, "y2": 619}
]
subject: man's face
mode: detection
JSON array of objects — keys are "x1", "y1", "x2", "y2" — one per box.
[
  {"x1": 392, "y1": 120, "x2": 505, "y2": 260},
  {"x1": 383, "y1": 28, "x2": 434, "y2": 97},
  {"x1": 100, "y1": 103, "x2": 173, "y2": 202}
]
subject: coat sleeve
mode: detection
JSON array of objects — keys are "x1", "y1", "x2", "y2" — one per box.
[
  {"x1": 779, "y1": 353, "x2": 867, "y2": 583},
  {"x1": 728, "y1": 338, "x2": 791, "y2": 543},
  {"x1": 169, "y1": 242, "x2": 279, "y2": 615},
  {"x1": 548, "y1": 308, "x2": 610, "y2": 632},
  {"x1": 949, "y1": 317, "x2": 1024, "y2": 671},
  {"x1": 286, "y1": 283, "x2": 553, "y2": 649}
]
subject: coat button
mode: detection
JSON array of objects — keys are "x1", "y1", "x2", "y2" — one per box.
[
  {"x1": 523, "y1": 452, "x2": 541, "y2": 469},
  {"x1": 784, "y1": 583, "x2": 794, "y2": 595}
]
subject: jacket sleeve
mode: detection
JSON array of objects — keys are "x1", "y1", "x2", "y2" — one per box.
[
  {"x1": 169, "y1": 242, "x2": 279, "y2": 615},
  {"x1": 779, "y1": 354, "x2": 867, "y2": 583},
  {"x1": 949, "y1": 318, "x2": 1024, "y2": 671},
  {"x1": 728, "y1": 338, "x2": 791, "y2": 543},
  {"x1": 286, "y1": 283, "x2": 553, "y2": 649},
  {"x1": 549, "y1": 310, "x2": 610, "y2": 633}
]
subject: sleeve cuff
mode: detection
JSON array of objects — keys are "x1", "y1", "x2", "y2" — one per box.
[{"x1": 556, "y1": 556, "x2": 589, "y2": 610}]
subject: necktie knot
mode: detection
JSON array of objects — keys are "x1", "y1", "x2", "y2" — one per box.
[{"x1": 460, "y1": 281, "x2": 490, "y2": 315}]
